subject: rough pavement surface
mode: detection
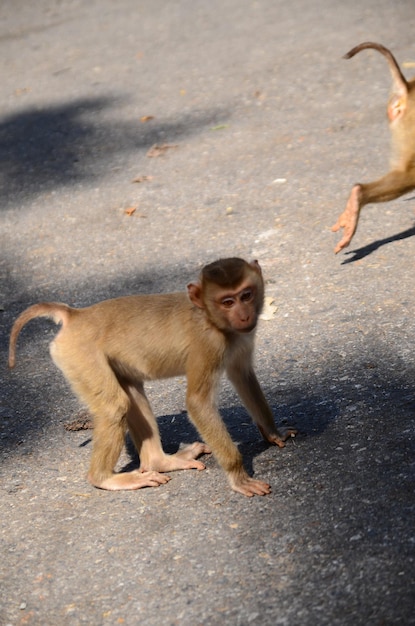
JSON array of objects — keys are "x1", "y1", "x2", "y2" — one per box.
[{"x1": 1, "y1": 1, "x2": 415, "y2": 625}]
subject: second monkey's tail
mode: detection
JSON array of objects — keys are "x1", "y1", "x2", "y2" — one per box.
[
  {"x1": 8, "y1": 302, "x2": 72, "y2": 368},
  {"x1": 344, "y1": 41, "x2": 409, "y2": 95}
]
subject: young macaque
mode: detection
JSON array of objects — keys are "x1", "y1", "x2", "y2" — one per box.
[
  {"x1": 332, "y1": 42, "x2": 415, "y2": 253},
  {"x1": 9, "y1": 258, "x2": 296, "y2": 497}
]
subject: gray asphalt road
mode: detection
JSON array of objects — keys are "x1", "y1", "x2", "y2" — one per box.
[{"x1": 1, "y1": 1, "x2": 414, "y2": 625}]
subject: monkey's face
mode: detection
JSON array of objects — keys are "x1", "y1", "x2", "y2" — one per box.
[
  {"x1": 187, "y1": 260, "x2": 265, "y2": 334},
  {"x1": 207, "y1": 283, "x2": 261, "y2": 334}
]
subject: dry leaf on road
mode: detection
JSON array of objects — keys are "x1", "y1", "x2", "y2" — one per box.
[
  {"x1": 259, "y1": 296, "x2": 278, "y2": 321},
  {"x1": 146, "y1": 143, "x2": 178, "y2": 157},
  {"x1": 132, "y1": 175, "x2": 153, "y2": 183}
]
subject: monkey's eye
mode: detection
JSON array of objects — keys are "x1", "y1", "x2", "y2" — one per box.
[
  {"x1": 240, "y1": 289, "x2": 253, "y2": 302},
  {"x1": 221, "y1": 298, "x2": 236, "y2": 308}
]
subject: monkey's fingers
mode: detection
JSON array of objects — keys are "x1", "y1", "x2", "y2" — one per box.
[
  {"x1": 331, "y1": 226, "x2": 352, "y2": 253},
  {"x1": 276, "y1": 427, "x2": 297, "y2": 443},
  {"x1": 140, "y1": 443, "x2": 212, "y2": 473},
  {"x1": 170, "y1": 442, "x2": 211, "y2": 471},
  {"x1": 230, "y1": 476, "x2": 271, "y2": 497},
  {"x1": 180, "y1": 442, "x2": 212, "y2": 457},
  {"x1": 259, "y1": 426, "x2": 297, "y2": 447},
  {"x1": 96, "y1": 470, "x2": 170, "y2": 490},
  {"x1": 331, "y1": 217, "x2": 356, "y2": 253},
  {"x1": 141, "y1": 472, "x2": 172, "y2": 487},
  {"x1": 331, "y1": 218, "x2": 343, "y2": 233}
]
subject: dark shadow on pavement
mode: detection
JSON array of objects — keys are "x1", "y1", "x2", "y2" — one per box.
[
  {"x1": 0, "y1": 97, "x2": 230, "y2": 210},
  {"x1": 341, "y1": 223, "x2": 415, "y2": 264}
]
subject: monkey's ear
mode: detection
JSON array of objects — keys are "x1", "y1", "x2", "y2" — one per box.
[
  {"x1": 250, "y1": 260, "x2": 262, "y2": 275},
  {"x1": 187, "y1": 282, "x2": 205, "y2": 309},
  {"x1": 388, "y1": 94, "x2": 407, "y2": 122}
]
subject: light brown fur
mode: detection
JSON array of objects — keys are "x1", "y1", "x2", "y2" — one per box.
[
  {"x1": 9, "y1": 258, "x2": 296, "y2": 497},
  {"x1": 332, "y1": 42, "x2": 415, "y2": 253}
]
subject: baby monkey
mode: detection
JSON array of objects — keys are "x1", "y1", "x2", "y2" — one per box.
[
  {"x1": 9, "y1": 258, "x2": 296, "y2": 497},
  {"x1": 332, "y1": 42, "x2": 415, "y2": 253}
]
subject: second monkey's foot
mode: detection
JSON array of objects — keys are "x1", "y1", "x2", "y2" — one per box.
[
  {"x1": 259, "y1": 425, "x2": 297, "y2": 448},
  {"x1": 140, "y1": 442, "x2": 212, "y2": 473},
  {"x1": 331, "y1": 185, "x2": 362, "y2": 253}
]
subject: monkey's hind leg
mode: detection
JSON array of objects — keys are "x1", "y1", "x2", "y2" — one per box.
[
  {"x1": 51, "y1": 342, "x2": 169, "y2": 491},
  {"x1": 126, "y1": 384, "x2": 211, "y2": 473}
]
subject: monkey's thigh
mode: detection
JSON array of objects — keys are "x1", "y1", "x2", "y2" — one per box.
[{"x1": 49, "y1": 338, "x2": 130, "y2": 420}]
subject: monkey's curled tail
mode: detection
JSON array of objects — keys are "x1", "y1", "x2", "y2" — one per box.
[
  {"x1": 8, "y1": 302, "x2": 72, "y2": 369},
  {"x1": 344, "y1": 41, "x2": 409, "y2": 95}
]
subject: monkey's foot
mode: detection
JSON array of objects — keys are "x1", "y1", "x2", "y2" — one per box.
[
  {"x1": 90, "y1": 469, "x2": 171, "y2": 491},
  {"x1": 259, "y1": 425, "x2": 297, "y2": 448},
  {"x1": 140, "y1": 442, "x2": 212, "y2": 473},
  {"x1": 331, "y1": 185, "x2": 362, "y2": 253},
  {"x1": 229, "y1": 472, "x2": 271, "y2": 497}
]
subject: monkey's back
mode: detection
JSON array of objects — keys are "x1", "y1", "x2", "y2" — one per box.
[{"x1": 52, "y1": 293, "x2": 220, "y2": 381}]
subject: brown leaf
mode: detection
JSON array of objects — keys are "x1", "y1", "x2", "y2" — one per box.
[
  {"x1": 124, "y1": 206, "x2": 137, "y2": 216},
  {"x1": 146, "y1": 143, "x2": 178, "y2": 158},
  {"x1": 132, "y1": 175, "x2": 153, "y2": 183},
  {"x1": 64, "y1": 410, "x2": 93, "y2": 431},
  {"x1": 140, "y1": 115, "x2": 154, "y2": 122},
  {"x1": 259, "y1": 296, "x2": 278, "y2": 321}
]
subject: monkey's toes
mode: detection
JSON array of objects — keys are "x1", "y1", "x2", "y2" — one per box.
[
  {"x1": 233, "y1": 477, "x2": 271, "y2": 497},
  {"x1": 334, "y1": 236, "x2": 351, "y2": 254},
  {"x1": 142, "y1": 471, "x2": 172, "y2": 487},
  {"x1": 180, "y1": 442, "x2": 212, "y2": 457},
  {"x1": 332, "y1": 218, "x2": 353, "y2": 253},
  {"x1": 173, "y1": 442, "x2": 211, "y2": 469},
  {"x1": 185, "y1": 459, "x2": 207, "y2": 471},
  {"x1": 92, "y1": 469, "x2": 170, "y2": 490}
]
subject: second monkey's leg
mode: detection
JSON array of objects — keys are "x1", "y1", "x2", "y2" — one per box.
[
  {"x1": 126, "y1": 384, "x2": 211, "y2": 473},
  {"x1": 332, "y1": 170, "x2": 415, "y2": 253},
  {"x1": 331, "y1": 184, "x2": 363, "y2": 253}
]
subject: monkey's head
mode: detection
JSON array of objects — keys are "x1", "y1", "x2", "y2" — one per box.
[{"x1": 187, "y1": 258, "x2": 264, "y2": 334}]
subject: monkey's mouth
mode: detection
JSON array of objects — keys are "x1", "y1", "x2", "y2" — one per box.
[{"x1": 237, "y1": 323, "x2": 257, "y2": 333}]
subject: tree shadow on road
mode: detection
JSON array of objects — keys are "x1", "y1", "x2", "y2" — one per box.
[{"x1": 0, "y1": 97, "x2": 230, "y2": 210}]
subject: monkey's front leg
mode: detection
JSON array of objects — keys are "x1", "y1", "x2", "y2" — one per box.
[
  {"x1": 332, "y1": 170, "x2": 415, "y2": 252},
  {"x1": 331, "y1": 184, "x2": 362, "y2": 253},
  {"x1": 227, "y1": 365, "x2": 297, "y2": 448},
  {"x1": 186, "y1": 391, "x2": 271, "y2": 497}
]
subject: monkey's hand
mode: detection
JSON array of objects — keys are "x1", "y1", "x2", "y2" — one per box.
[
  {"x1": 331, "y1": 184, "x2": 362, "y2": 253},
  {"x1": 229, "y1": 470, "x2": 272, "y2": 497},
  {"x1": 140, "y1": 442, "x2": 211, "y2": 473},
  {"x1": 258, "y1": 425, "x2": 297, "y2": 448}
]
